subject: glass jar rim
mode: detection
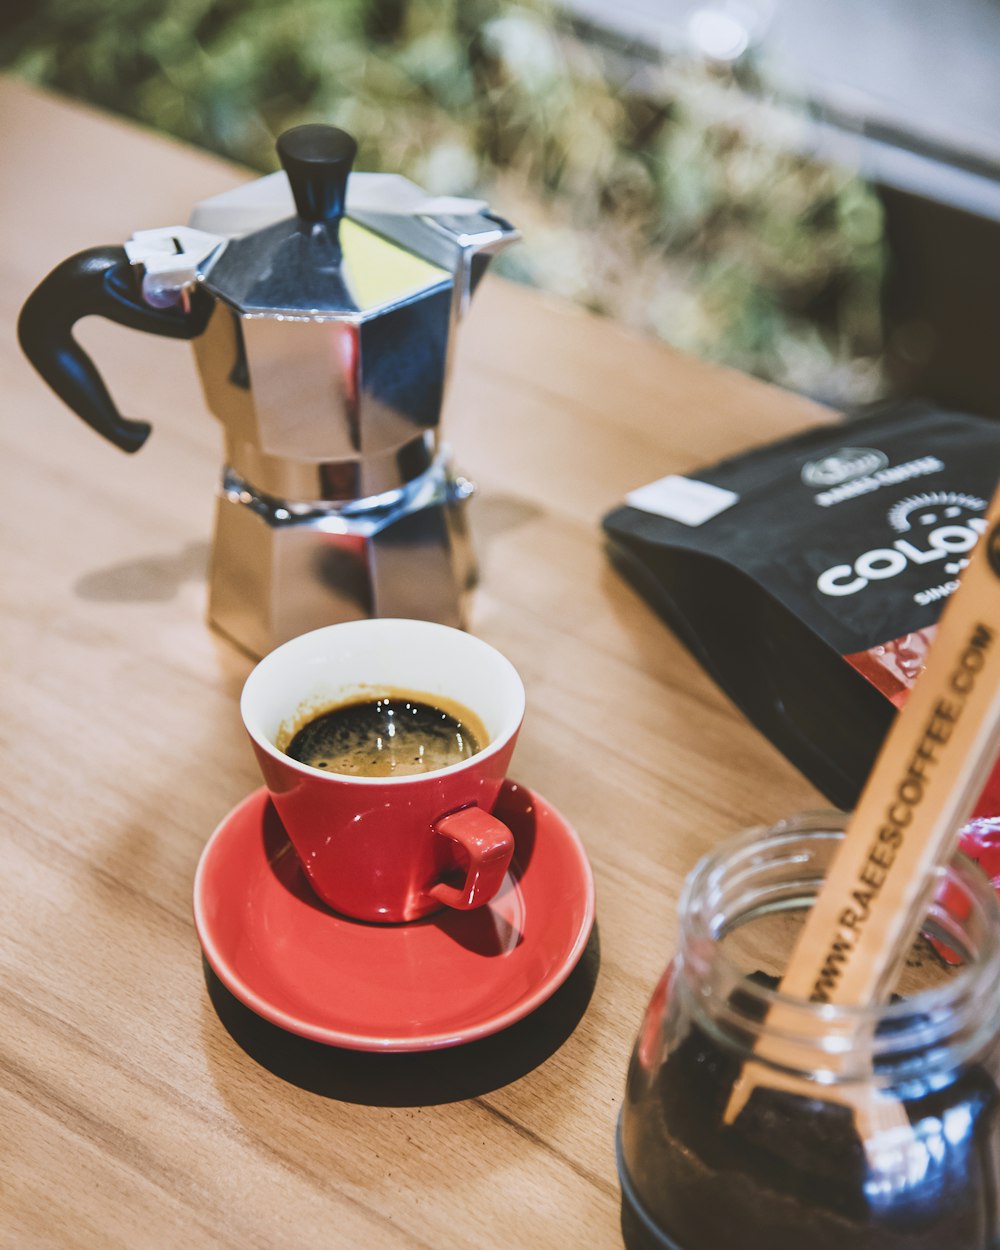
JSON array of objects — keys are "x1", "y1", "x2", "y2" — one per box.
[{"x1": 678, "y1": 810, "x2": 1000, "y2": 1048}]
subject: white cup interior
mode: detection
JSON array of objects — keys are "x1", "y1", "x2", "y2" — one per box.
[{"x1": 241, "y1": 619, "x2": 525, "y2": 780}]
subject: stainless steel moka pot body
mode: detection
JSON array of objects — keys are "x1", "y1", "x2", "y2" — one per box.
[{"x1": 18, "y1": 125, "x2": 518, "y2": 656}]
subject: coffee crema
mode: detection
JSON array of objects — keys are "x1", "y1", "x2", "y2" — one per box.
[{"x1": 283, "y1": 690, "x2": 488, "y2": 778}]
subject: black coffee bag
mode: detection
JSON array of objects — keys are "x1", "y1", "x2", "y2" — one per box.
[{"x1": 603, "y1": 401, "x2": 1000, "y2": 813}]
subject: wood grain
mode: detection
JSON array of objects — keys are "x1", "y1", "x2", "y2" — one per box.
[{"x1": 0, "y1": 76, "x2": 830, "y2": 1249}]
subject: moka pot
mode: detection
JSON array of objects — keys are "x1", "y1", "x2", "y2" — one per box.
[{"x1": 18, "y1": 124, "x2": 518, "y2": 656}]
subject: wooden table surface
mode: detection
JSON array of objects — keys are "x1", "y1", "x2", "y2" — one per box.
[{"x1": 1, "y1": 76, "x2": 831, "y2": 1249}]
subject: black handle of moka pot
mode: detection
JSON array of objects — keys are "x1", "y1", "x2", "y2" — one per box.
[
  {"x1": 17, "y1": 245, "x2": 211, "y2": 453},
  {"x1": 277, "y1": 124, "x2": 358, "y2": 224}
]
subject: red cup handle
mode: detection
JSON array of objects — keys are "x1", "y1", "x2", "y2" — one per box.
[{"x1": 429, "y1": 805, "x2": 515, "y2": 910}]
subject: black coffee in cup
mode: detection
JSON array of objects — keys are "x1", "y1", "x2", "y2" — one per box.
[{"x1": 284, "y1": 692, "x2": 487, "y2": 778}]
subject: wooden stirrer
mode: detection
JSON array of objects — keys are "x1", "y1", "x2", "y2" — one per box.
[{"x1": 724, "y1": 482, "x2": 1000, "y2": 1138}]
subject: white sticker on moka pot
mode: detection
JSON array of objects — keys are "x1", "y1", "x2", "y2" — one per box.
[
  {"x1": 626, "y1": 475, "x2": 739, "y2": 526},
  {"x1": 125, "y1": 225, "x2": 226, "y2": 308}
]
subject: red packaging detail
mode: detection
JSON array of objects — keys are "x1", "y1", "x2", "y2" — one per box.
[
  {"x1": 844, "y1": 629, "x2": 938, "y2": 710},
  {"x1": 844, "y1": 630, "x2": 1000, "y2": 832}
]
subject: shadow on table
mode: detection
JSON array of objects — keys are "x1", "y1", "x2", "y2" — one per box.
[
  {"x1": 74, "y1": 540, "x2": 209, "y2": 602},
  {"x1": 202, "y1": 923, "x2": 600, "y2": 1105}
]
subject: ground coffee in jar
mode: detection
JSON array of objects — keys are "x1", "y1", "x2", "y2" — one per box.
[
  {"x1": 602, "y1": 401, "x2": 1000, "y2": 817},
  {"x1": 618, "y1": 814, "x2": 1000, "y2": 1250}
]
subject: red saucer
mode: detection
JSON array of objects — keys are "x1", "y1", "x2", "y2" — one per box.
[{"x1": 193, "y1": 781, "x2": 595, "y2": 1051}]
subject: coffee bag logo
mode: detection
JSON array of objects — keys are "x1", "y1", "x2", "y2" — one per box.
[
  {"x1": 886, "y1": 491, "x2": 987, "y2": 534},
  {"x1": 817, "y1": 490, "x2": 988, "y2": 599},
  {"x1": 802, "y1": 447, "x2": 888, "y2": 489}
]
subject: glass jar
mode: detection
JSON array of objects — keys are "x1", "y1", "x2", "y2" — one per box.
[{"x1": 618, "y1": 812, "x2": 1000, "y2": 1250}]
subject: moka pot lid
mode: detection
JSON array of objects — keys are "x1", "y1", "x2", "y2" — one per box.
[{"x1": 196, "y1": 124, "x2": 451, "y2": 318}]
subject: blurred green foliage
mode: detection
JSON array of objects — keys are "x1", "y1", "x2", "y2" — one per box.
[{"x1": 1, "y1": 0, "x2": 887, "y2": 403}]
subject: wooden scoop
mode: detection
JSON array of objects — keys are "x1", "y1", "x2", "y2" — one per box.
[{"x1": 724, "y1": 484, "x2": 1000, "y2": 1137}]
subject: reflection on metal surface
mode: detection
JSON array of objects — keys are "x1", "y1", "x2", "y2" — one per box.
[{"x1": 209, "y1": 456, "x2": 477, "y2": 657}]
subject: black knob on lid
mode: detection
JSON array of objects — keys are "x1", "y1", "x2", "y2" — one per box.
[{"x1": 277, "y1": 123, "x2": 358, "y2": 223}]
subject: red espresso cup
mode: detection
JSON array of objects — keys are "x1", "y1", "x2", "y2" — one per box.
[{"x1": 240, "y1": 619, "x2": 525, "y2": 923}]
